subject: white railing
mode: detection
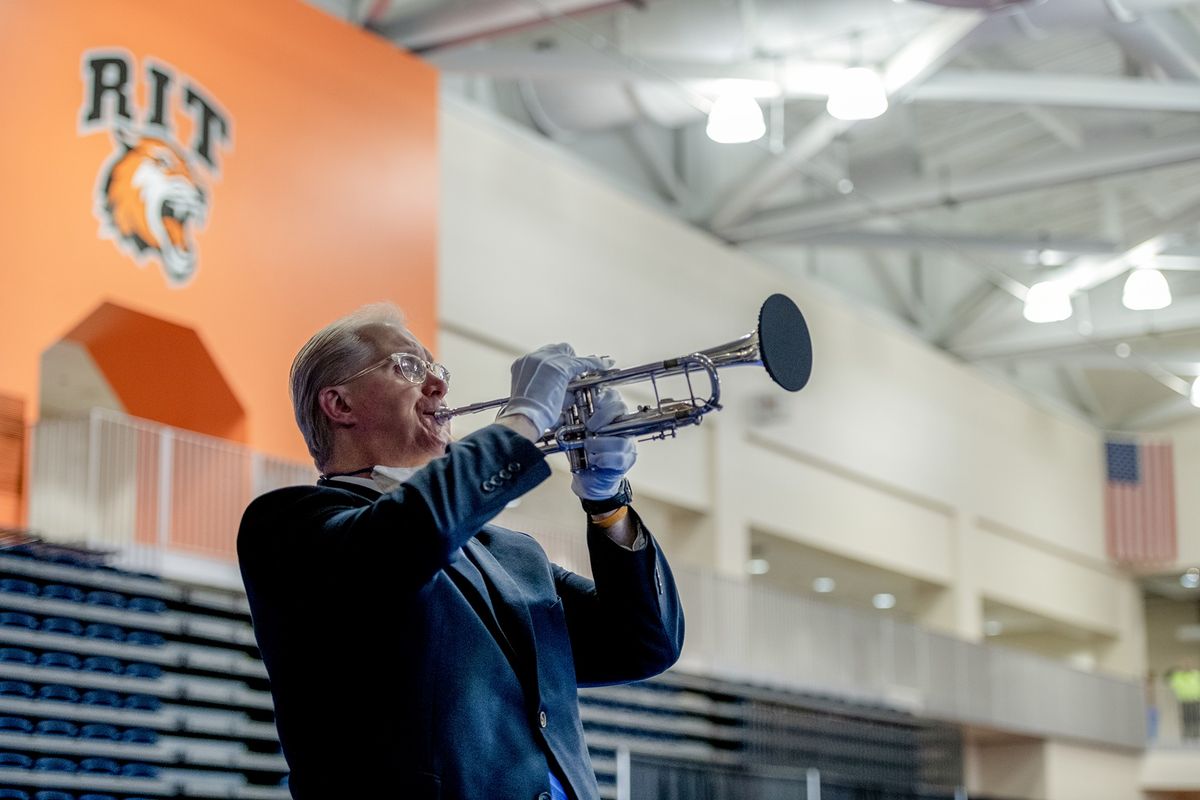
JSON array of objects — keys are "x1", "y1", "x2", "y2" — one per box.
[
  {"x1": 29, "y1": 409, "x2": 315, "y2": 566},
  {"x1": 1149, "y1": 679, "x2": 1200, "y2": 748},
  {"x1": 531, "y1": 525, "x2": 1146, "y2": 752}
]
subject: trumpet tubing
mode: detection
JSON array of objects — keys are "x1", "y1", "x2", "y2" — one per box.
[{"x1": 435, "y1": 294, "x2": 813, "y2": 469}]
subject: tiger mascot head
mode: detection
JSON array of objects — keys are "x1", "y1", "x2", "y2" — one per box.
[{"x1": 100, "y1": 130, "x2": 208, "y2": 285}]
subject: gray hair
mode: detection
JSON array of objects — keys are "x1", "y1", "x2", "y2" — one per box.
[{"x1": 290, "y1": 303, "x2": 406, "y2": 469}]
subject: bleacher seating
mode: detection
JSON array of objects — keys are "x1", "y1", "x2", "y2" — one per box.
[
  {"x1": 0, "y1": 544, "x2": 289, "y2": 799},
  {"x1": 0, "y1": 541, "x2": 960, "y2": 800}
]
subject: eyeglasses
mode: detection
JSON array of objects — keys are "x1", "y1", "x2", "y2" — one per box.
[{"x1": 338, "y1": 352, "x2": 450, "y2": 386}]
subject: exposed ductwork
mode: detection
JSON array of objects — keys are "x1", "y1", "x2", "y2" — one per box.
[
  {"x1": 370, "y1": 0, "x2": 645, "y2": 53},
  {"x1": 422, "y1": 0, "x2": 1200, "y2": 136}
]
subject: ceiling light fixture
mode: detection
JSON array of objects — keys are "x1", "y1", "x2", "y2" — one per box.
[
  {"x1": 746, "y1": 558, "x2": 770, "y2": 575},
  {"x1": 1181, "y1": 568, "x2": 1200, "y2": 589},
  {"x1": 1122, "y1": 267, "x2": 1172, "y2": 311},
  {"x1": 1022, "y1": 281, "x2": 1072, "y2": 323},
  {"x1": 1191, "y1": 377, "x2": 1200, "y2": 409},
  {"x1": 706, "y1": 92, "x2": 766, "y2": 144},
  {"x1": 826, "y1": 67, "x2": 889, "y2": 121},
  {"x1": 872, "y1": 592, "x2": 896, "y2": 610},
  {"x1": 812, "y1": 577, "x2": 836, "y2": 593}
]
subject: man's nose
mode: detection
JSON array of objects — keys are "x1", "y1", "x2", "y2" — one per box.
[{"x1": 422, "y1": 374, "x2": 447, "y2": 398}]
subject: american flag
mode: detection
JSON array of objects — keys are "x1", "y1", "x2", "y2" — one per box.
[{"x1": 1105, "y1": 439, "x2": 1177, "y2": 564}]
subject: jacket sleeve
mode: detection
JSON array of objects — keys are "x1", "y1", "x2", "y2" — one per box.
[
  {"x1": 239, "y1": 424, "x2": 551, "y2": 593},
  {"x1": 552, "y1": 510, "x2": 685, "y2": 687}
]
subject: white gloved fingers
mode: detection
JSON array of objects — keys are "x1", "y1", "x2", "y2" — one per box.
[
  {"x1": 504, "y1": 343, "x2": 585, "y2": 431},
  {"x1": 583, "y1": 435, "x2": 637, "y2": 471},
  {"x1": 511, "y1": 343, "x2": 574, "y2": 386},
  {"x1": 562, "y1": 354, "x2": 612, "y2": 381},
  {"x1": 571, "y1": 434, "x2": 636, "y2": 499},
  {"x1": 585, "y1": 388, "x2": 629, "y2": 431}
]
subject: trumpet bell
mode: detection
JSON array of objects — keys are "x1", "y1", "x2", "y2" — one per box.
[
  {"x1": 698, "y1": 293, "x2": 813, "y2": 392},
  {"x1": 758, "y1": 293, "x2": 812, "y2": 392}
]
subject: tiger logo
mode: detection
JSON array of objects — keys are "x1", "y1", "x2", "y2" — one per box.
[{"x1": 97, "y1": 129, "x2": 208, "y2": 286}]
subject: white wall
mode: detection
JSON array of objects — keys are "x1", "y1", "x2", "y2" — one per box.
[
  {"x1": 966, "y1": 738, "x2": 1145, "y2": 800},
  {"x1": 1044, "y1": 740, "x2": 1144, "y2": 800},
  {"x1": 437, "y1": 95, "x2": 1146, "y2": 677},
  {"x1": 1167, "y1": 416, "x2": 1200, "y2": 567}
]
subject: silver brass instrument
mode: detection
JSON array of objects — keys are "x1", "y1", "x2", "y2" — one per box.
[{"x1": 433, "y1": 294, "x2": 813, "y2": 471}]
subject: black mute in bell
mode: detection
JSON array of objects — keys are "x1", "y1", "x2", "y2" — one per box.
[{"x1": 758, "y1": 293, "x2": 813, "y2": 392}]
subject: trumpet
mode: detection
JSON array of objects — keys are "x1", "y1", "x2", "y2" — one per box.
[{"x1": 434, "y1": 294, "x2": 813, "y2": 471}]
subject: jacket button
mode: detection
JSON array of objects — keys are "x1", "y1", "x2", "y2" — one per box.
[
  {"x1": 538, "y1": 710, "x2": 548, "y2": 728},
  {"x1": 509, "y1": 462, "x2": 522, "y2": 472},
  {"x1": 537, "y1": 793, "x2": 551, "y2": 800},
  {"x1": 481, "y1": 480, "x2": 495, "y2": 492},
  {"x1": 499, "y1": 469, "x2": 512, "y2": 480}
]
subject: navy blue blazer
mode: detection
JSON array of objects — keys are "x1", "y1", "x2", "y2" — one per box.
[{"x1": 238, "y1": 425, "x2": 685, "y2": 800}]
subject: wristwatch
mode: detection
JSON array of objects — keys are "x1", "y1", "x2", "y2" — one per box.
[{"x1": 580, "y1": 478, "x2": 633, "y2": 515}]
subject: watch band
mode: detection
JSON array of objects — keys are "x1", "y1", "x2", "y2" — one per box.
[{"x1": 580, "y1": 478, "x2": 633, "y2": 515}]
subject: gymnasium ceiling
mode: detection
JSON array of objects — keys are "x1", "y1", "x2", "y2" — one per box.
[{"x1": 307, "y1": 0, "x2": 1200, "y2": 433}]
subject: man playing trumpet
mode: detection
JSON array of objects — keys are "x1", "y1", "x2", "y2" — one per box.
[{"x1": 238, "y1": 303, "x2": 685, "y2": 800}]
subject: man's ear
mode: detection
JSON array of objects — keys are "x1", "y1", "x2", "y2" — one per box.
[{"x1": 318, "y1": 386, "x2": 355, "y2": 427}]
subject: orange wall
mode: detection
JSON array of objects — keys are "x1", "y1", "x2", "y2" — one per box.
[{"x1": 0, "y1": 0, "x2": 438, "y2": 463}]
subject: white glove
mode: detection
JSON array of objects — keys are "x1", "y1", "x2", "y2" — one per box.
[
  {"x1": 498, "y1": 344, "x2": 611, "y2": 434},
  {"x1": 571, "y1": 388, "x2": 637, "y2": 501}
]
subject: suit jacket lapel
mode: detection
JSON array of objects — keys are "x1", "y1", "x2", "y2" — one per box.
[
  {"x1": 445, "y1": 547, "x2": 518, "y2": 665},
  {"x1": 463, "y1": 537, "x2": 541, "y2": 698},
  {"x1": 321, "y1": 481, "x2": 542, "y2": 701}
]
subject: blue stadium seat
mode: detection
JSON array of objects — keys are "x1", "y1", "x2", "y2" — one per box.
[
  {"x1": 41, "y1": 617, "x2": 83, "y2": 637},
  {"x1": 38, "y1": 652, "x2": 81, "y2": 671},
  {"x1": 0, "y1": 579, "x2": 38, "y2": 596},
  {"x1": 0, "y1": 716, "x2": 32, "y2": 734},
  {"x1": 0, "y1": 647, "x2": 35, "y2": 665},
  {"x1": 120, "y1": 762, "x2": 159, "y2": 778},
  {"x1": 120, "y1": 727, "x2": 157, "y2": 745},
  {"x1": 81, "y1": 690, "x2": 120, "y2": 708},
  {"x1": 127, "y1": 597, "x2": 166, "y2": 614},
  {"x1": 124, "y1": 694, "x2": 161, "y2": 712},
  {"x1": 83, "y1": 623, "x2": 124, "y2": 642},
  {"x1": 33, "y1": 756, "x2": 76, "y2": 772},
  {"x1": 45, "y1": 553, "x2": 87, "y2": 568},
  {"x1": 78, "y1": 758, "x2": 119, "y2": 775},
  {"x1": 0, "y1": 751, "x2": 33, "y2": 769},
  {"x1": 134, "y1": 570, "x2": 161, "y2": 581},
  {"x1": 38, "y1": 684, "x2": 80, "y2": 704},
  {"x1": 0, "y1": 681, "x2": 34, "y2": 699},
  {"x1": 125, "y1": 631, "x2": 164, "y2": 647},
  {"x1": 0, "y1": 612, "x2": 38, "y2": 630},
  {"x1": 33, "y1": 793, "x2": 74, "y2": 800},
  {"x1": 124, "y1": 662, "x2": 162, "y2": 679},
  {"x1": 84, "y1": 591, "x2": 125, "y2": 610},
  {"x1": 35, "y1": 719, "x2": 78, "y2": 738},
  {"x1": 40, "y1": 585, "x2": 84, "y2": 604},
  {"x1": 0, "y1": 789, "x2": 29, "y2": 800},
  {"x1": 78, "y1": 724, "x2": 119, "y2": 741},
  {"x1": 81, "y1": 656, "x2": 121, "y2": 674}
]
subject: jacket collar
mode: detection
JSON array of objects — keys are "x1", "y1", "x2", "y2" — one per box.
[{"x1": 315, "y1": 478, "x2": 382, "y2": 502}]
